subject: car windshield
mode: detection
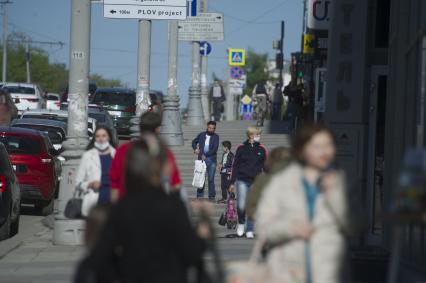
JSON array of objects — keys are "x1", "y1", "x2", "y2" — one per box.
[
  {"x1": 47, "y1": 95, "x2": 59, "y2": 100},
  {"x1": 92, "y1": 92, "x2": 135, "y2": 107},
  {"x1": 0, "y1": 136, "x2": 41, "y2": 155},
  {"x1": 88, "y1": 113, "x2": 106, "y2": 123},
  {"x1": 4, "y1": 86, "x2": 35, "y2": 95},
  {"x1": 13, "y1": 125, "x2": 65, "y2": 144},
  {"x1": 22, "y1": 114, "x2": 68, "y2": 123}
]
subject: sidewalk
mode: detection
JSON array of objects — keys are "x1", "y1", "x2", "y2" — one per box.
[{"x1": 0, "y1": 219, "x2": 85, "y2": 283}]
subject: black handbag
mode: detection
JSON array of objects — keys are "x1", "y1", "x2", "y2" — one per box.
[
  {"x1": 218, "y1": 211, "x2": 227, "y2": 226},
  {"x1": 64, "y1": 190, "x2": 83, "y2": 219}
]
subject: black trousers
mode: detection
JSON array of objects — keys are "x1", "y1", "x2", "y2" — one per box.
[{"x1": 220, "y1": 173, "x2": 230, "y2": 200}]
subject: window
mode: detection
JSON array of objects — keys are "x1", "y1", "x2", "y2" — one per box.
[
  {"x1": 374, "y1": 0, "x2": 391, "y2": 48},
  {"x1": 0, "y1": 136, "x2": 41, "y2": 155},
  {"x1": 4, "y1": 86, "x2": 36, "y2": 95},
  {"x1": 93, "y1": 92, "x2": 136, "y2": 107}
]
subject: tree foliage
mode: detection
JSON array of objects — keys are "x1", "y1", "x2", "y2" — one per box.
[
  {"x1": 0, "y1": 33, "x2": 122, "y2": 93},
  {"x1": 90, "y1": 73, "x2": 122, "y2": 88},
  {"x1": 244, "y1": 49, "x2": 270, "y2": 94}
]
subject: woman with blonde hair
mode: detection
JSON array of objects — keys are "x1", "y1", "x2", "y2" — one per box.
[
  {"x1": 256, "y1": 124, "x2": 353, "y2": 283},
  {"x1": 229, "y1": 126, "x2": 267, "y2": 238}
]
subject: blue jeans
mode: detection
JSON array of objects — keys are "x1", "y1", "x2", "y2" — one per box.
[
  {"x1": 197, "y1": 160, "x2": 216, "y2": 199},
  {"x1": 236, "y1": 179, "x2": 254, "y2": 232}
]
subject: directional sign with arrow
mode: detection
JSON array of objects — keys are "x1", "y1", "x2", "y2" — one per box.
[{"x1": 199, "y1": 41, "x2": 212, "y2": 56}]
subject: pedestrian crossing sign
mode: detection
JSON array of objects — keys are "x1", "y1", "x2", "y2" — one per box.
[{"x1": 228, "y1": 48, "x2": 246, "y2": 66}]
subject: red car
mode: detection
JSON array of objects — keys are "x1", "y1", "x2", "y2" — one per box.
[{"x1": 0, "y1": 127, "x2": 61, "y2": 215}]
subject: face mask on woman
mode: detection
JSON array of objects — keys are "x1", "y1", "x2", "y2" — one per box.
[
  {"x1": 254, "y1": 136, "x2": 261, "y2": 142},
  {"x1": 95, "y1": 141, "x2": 110, "y2": 152}
]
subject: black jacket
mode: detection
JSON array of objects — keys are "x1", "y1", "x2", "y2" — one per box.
[
  {"x1": 230, "y1": 141, "x2": 267, "y2": 184},
  {"x1": 79, "y1": 188, "x2": 206, "y2": 283},
  {"x1": 220, "y1": 151, "x2": 234, "y2": 174}
]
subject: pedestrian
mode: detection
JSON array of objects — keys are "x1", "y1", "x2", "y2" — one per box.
[
  {"x1": 109, "y1": 112, "x2": 182, "y2": 202},
  {"x1": 0, "y1": 89, "x2": 18, "y2": 126},
  {"x1": 192, "y1": 121, "x2": 220, "y2": 201},
  {"x1": 78, "y1": 138, "x2": 212, "y2": 283},
  {"x1": 256, "y1": 124, "x2": 353, "y2": 283},
  {"x1": 272, "y1": 83, "x2": 284, "y2": 120},
  {"x1": 252, "y1": 81, "x2": 269, "y2": 127},
  {"x1": 75, "y1": 125, "x2": 117, "y2": 204},
  {"x1": 217, "y1": 140, "x2": 234, "y2": 204},
  {"x1": 229, "y1": 126, "x2": 267, "y2": 238},
  {"x1": 209, "y1": 79, "x2": 225, "y2": 122},
  {"x1": 245, "y1": 146, "x2": 291, "y2": 222},
  {"x1": 283, "y1": 79, "x2": 304, "y2": 131}
]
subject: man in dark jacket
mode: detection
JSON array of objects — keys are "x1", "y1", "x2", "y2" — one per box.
[
  {"x1": 192, "y1": 121, "x2": 220, "y2": 201},
  {"x1": 229, "y1": 126, "x2": 267, "y2": 238}
]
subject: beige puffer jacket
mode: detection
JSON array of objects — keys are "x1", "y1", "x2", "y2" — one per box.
[{"x1": 256, "y1": 163, "x2": 351, "y2": 283}]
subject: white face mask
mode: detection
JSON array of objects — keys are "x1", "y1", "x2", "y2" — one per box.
[
  {"x1": 253, "y1": 136, "x2": 261, "y2": 142},
  {"x1": 95, "y1": 141, "x2": 110, "y2": 152}
]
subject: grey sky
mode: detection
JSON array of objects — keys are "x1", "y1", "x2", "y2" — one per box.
[{"x1": 7, "y1": 0, "x2": 303, "y2": 105}]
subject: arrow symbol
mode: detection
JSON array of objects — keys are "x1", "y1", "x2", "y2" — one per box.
[
  {"x1": 110, "y1": 10, "x2": 117, "y2": 14},
  {"x1": 216, "y1": 16, "x2": 222, "y2": 20},
  {"x1": 178, "y1": 26, "x2": 183, "y2": 29}
]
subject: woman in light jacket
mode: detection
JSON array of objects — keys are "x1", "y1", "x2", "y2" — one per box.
[
  {"x1": 256, "y1": 124, "x2": 353, "y2": 283},
  {"x1": 76, "y1": 125, "x2": 116, "y2": 204}
]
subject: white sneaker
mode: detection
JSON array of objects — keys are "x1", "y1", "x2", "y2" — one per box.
[
  {"x1": 237, "y1": 224, "x2": 245, "y2": 237},
  {"x1": 246, "y1": 231, "x2": 255, "y2": 239}
]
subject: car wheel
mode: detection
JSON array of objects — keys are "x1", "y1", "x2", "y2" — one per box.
[
  {"x1": 36, "y1": 198, "x2": 54, "y2": 216},
  {"x1": 10, "y1": 213, "x2": 20, "y2": 236},
  {"x1": 0, "y1": 211, "x2": 11, "y2": 240}
]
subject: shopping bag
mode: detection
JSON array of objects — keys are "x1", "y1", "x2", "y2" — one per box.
[
  {"x1": 81, "y1": 189, "x2": 99, "y2": 217},
  {"x1": 192, "y1": 160, "x2": 207, "y2": 188},
  {"x1": 64, "y1": 190, "x2": 83, "y2": 219}
]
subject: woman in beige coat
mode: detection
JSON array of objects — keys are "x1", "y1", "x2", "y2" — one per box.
[{"x1": 256, "y1": 124, "x2": 352, "y2": 283}]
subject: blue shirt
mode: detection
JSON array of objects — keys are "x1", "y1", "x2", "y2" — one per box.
[{"x1": 98, "y1": 154, "x2": 113, "y2": 204}]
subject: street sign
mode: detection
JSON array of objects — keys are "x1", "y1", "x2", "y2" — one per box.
[
  {"x1": 229, "y1": 78, "x2": 245, "y2": 88},
  {"x1": 199, "y1": 41, "x2": 212, "y2": 56},
  {"x1": 228, "y1": 48, "x2": 246, "y2": 66},
  {"x1": 230, "y1": 66, "x2": 244, "y2": 79},
  {"x1": 178, "y1": 13, "x2": 225, "y2": 41},
  {"x1": 187, "y1": 0, "x2": 197, "y2": 17},
  {"x1": 307, "y1": 0, "x2": 332, "y2": 30},
  {"x1": 303, "y1": 34, "x2": 315, "y2": 54},
  {"x1": 104, "y1": 0, "x2": 187, "y2": 20}
]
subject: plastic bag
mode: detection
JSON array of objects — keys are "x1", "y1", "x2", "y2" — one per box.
[{"x1": 192, "y1": 160, "x2": 207, "y2": 188}]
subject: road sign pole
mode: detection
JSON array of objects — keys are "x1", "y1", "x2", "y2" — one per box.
[
  {"x1": 187, "y1": 0, "x2": 203, "y2": 126},
  {"x1": 1, "y1": 1, "x2": 10, "y2": 82},
  {"x1": 160, "y1": 20, "x2": 184, "y2": 146},
  {"x1": 53, "y1": 0, "x2": 91, "y2": 245},
  {"x1": 200, "y1": 0, "x2": 210, "y2": 121},
  {"x1": 130, "y1": 19, "x2": 152, "y2": 139},
  {"x1": 280, "y1": 20, "x2": 285, "y2": 86}
]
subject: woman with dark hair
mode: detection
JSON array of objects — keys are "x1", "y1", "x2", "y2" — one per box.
[
  {"x1": 75, "y1": 125, "x2": 116, "y2": 204},
  {"x1": 78, "y1": 136, "x2": 211, "y2": 283},
  {"x1": 256, "y1": 124, "x2": 353, "y2": 283}
]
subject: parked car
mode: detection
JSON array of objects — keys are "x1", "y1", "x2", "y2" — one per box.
[
  {"x1": 0, "y1": 142, "x2": 20, "y2": 240},
  {"x1": 45, "y1": 93, "x2": 61, "y2": 111},
  {"x1": 0, "y1": 127, "x2": 60, "y2": 215},
  {"x1": 90, "y1": 88, "x2": 136, "y2": 136},
  {"x1": 60, "y1": 81, "x2": 98, "y2": 104},
  {"x1": 87, "y1": 104, "x2": 118, "y2": 145},
  {"x1": 2, "y1": 83, "x2": 45, "y2": 113},
  {"x1": 19, "y1": 109, "x2": 97, "y2": 139},
  {"x1": 11, "y1": 118, "x2": 67, "y2": 152}
]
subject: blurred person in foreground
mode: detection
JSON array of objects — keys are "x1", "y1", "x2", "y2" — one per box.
[
  {"x1": 76, "y1": 125, "x2": 117, "y2": 204},
  {"x1": 0, "y1": 89, "x2": 18, "y2": 126},
  {"x1": 109, "y1": 112, "x2": 182, "y2": 202},
  {"x1": 229, "y1": 126, "x2": 267, "y2": 238},
  {"x1": 245, "y1": 146, "x2": 291, "y2": 222},
  {"x1": 256, "y1": 124, "x2": 353, "y2": 283},
  {"x1": 78, "y1": 137, "x2": 211, "y2": 283}
]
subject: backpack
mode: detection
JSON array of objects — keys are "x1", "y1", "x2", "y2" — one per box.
[{"x1": 255, "y1": 83, "x2": 267, "y2": 94}]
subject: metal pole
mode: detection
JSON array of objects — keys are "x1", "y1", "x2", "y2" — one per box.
[
  {"x1": 160, "y1": 20, "x2": 184, "y2": 146},
  {"x1": 279, "y1": 21, "x2": 285, "y2": 86},
  {"x1": 186, "y1": 0, "x2": 203, "y2": 126},
  {"x1": 25, "y1": 40, "x2": 30, "y2": 83},
  {"x1": 130, "y1": 19, "x2": 152, "y2": 139},
  {"x1": 53, "y1": 0, "x2": 91, "y2": 245},
  {"x1": 225, "y1": 54, "x2": 235, "y2": 121},
  {"x1": 200, "y1": 0, "x2": 210, "y2": 121},
  {"x1": 2, "y1": 2, "x2": 8, "y2": 82}
]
